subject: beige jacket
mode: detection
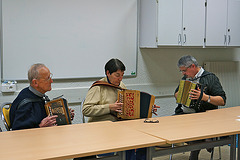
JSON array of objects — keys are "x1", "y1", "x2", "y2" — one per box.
[{"x1": 82, "y1": 77, "x2": 126, "y2": 122}]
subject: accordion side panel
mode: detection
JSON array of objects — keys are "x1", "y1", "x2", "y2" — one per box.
[
  {"x1": 176, "y1": 80, "x2": 197, "y2": 108},
  {"x1": 147, "y1": 95, "x2": 155, "y2": 118},
  {"x1": 185, "y1": 83, "x2": 197, "y2": 107},
  {"x1": 176, "y1": 80, "x2": 185, "y2": 104},
  {"x1": 63, "y1": 98, "x2": 72, "y2": 124},
  {"x1": 117, "y1": 90, "x2": 140, "y2": 119},
  {"x1": 124, "y1": 90, "x2": 140, "y2": 119},
  {"x1": 140, "y1": 92, "x2": 155, "y2": 118},
  {"x1": 181, "y1": 81, "x2": 192, "y2": 105},
  {"x1": 45, "y1": 98, "x2": 71, "y2": 125}
]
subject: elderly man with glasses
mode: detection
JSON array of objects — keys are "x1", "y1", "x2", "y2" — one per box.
[
  {"x1": 174, "y1": 55, "x2": 226, "y2": 160},
  {"x1": 10, "y1": 63, "x2": 74, "y2": 130}
]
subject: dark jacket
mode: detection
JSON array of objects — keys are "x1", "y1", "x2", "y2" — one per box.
[{"x1": 10, "y1": 87, "x2": 47, "y2": 130}]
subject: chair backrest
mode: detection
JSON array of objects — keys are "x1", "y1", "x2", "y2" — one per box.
[
  {"x1": 80, "y1": 98, "x2": 88, "y2": 123},
  {"x1": 1, "y1": 102, "x2": 12, "y2": 131}
]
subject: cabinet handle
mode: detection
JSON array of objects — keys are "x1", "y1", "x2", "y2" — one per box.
[
  {"x1": 178, "y1": 34, "x2": 181, "y2": 45},
  {"x1": 228, "y1": 35, "x2": 231, "y2": 45},
  {"x1": 183, "y1": 34, "x2": 186, "y2": 44}
]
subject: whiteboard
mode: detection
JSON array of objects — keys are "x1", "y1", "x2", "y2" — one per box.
[{"x1": 1, "y1": 0, "x2": 137, "y2": 80}]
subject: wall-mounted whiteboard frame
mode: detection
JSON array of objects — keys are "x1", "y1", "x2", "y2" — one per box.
[{"x1": 1, "y1": 0, "x2": 137, "y2": 80}]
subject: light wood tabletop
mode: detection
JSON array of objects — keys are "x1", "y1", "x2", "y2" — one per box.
[
  {"x1": 0, "y1": 121, "x2": 166, "y2": 160},
  {"x1": 116, "y1": 107, "x2": 240, "y2": 144},
  {"x1": 206, "y1": 106, "x2": 240, "y2": 120}
]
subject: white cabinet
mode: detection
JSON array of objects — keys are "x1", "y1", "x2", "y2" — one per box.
[
  {"x1": 139, "y1": 0, "x2": 205, "y2": 48},
  {"x1": 158, "y1": 0, "x2": 182, "y2": 46},
  {"x1": 139, "y1": 0, "x2": 158, "y2": 48},
  {"x1": 158, "y1": 0, "x2": 205, "y2": 46},
  {"x1": 205, "y1": 0, "x2": 240, "y2": 47},
  {"x1": 139, "y1": 0, "x2": 240, "y2": 48},
  {"x1": 227, "y1": 0, "x2": 240, "y2": 46},
  {"x1": 182, "y1": 0, "x2": 206, "y2": 46}
]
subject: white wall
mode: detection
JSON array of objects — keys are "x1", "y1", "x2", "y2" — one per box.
[{"x1": 1, "y1": 48, "x2": 240, "y2": 131}]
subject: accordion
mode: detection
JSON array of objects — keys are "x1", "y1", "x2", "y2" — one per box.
[
  {"x1": 117, "y1": 90, "x2": 155, "y2": 119},
  {"x1": 176, "y1": 80, "x2": 198, "y2": 107},
  {"x1": 45, "y1": 98, "x2": 72, "y2": 125}
]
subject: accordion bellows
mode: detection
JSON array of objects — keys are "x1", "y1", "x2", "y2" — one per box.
[
  {"x1": 176, "y1": 80, "x2": 197, "y2": 107},
  {"x1": 117, "y1": 90, "x2": 155, "y2": 119},
  {"x1": 45, "y1": 98, "x2": 72, "y2": 125}
]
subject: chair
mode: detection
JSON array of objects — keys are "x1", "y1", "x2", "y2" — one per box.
[{"x1": 1, "y1": 102, "x2": 12, "y2": 131}]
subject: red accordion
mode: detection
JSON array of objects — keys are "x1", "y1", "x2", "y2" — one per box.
[{"x1": 117, "y1": 90, "x2": 155, "y2": 119}]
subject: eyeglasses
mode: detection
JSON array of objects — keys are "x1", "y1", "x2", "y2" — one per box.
[
  {"x1": 38, "y1": 73, "x2": 53, "y2": 81},
  {"x1": 179, "y1": 65, "x2": 192, "y2": 73},
  {"x1": 47, "y1": 73, "x2": 53, "y2": 81}
]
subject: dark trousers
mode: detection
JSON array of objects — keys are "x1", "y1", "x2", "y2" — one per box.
[
  {"x1": 188, "y1": 139, "x2": 213, "y2": 160},
  {"x1": 74, "y1": 148, "x2": 147, "y2": 160},
  {"x1": 189, "y1": 149, "x2": 201, "y2": 160},
  {"x1": 126, "y1": 148, "x2": 147, "y2": 160}
]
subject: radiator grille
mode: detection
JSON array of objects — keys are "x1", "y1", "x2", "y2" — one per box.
[{"x1": 204, "y1": 61, "x2": 240, "y2": 108}]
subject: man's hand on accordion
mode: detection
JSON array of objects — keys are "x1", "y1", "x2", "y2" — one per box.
[
  {"x1": 189, "y1": 88, "x2": 207, "y2": 101},
  {"x1": 152, "y1": 104, "x2": 160, "y2": 116},
  {"x1": 109, "y1": 100, "x2": 123, "y2": 113},
  {"x1": 39, "y1": 115, "x2": 58, "y2": 127}
]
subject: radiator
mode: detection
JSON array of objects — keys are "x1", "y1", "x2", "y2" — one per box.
[{"x1": 204, "y1": 61, "x2": 240, "y2": 108}]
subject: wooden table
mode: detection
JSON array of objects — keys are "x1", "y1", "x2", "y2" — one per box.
[
  {"x1": 116, "y1": 107, "x2": 240, "y2": 160},
  {"x1": 207, "y1": 106, "x2": 240, "y2": 160},
  {"x1": 206, "y1": 106, "x2": 240, "y2": 120},
  {"x1": 0, "y1": 121, "x2": 165, "y2": 160},
  {"x1": 2, "y1": 107, "x2": 240, "y2": 160}
]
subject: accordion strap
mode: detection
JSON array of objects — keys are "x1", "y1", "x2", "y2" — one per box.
[
  {"x1": 90, "y1": 81, "x2": 124, "y2": 90},
  {"x1": 193, "y1": 83, "x2": 207, "y2": 111}
]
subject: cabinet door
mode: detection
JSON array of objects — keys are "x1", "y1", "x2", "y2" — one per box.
[
  {"x1": 205, "y1": 0, "x2": 228, "y2": 46},
  {"x1": 227, "y1": 0, "x2": 240, "y2": 46},
  {"x1": 139, "y1": 0, "x2": 158, "y2": 48},
  {"x1": 182, "y1": 0, "x2": 205, "y2": 46},
  {"x1": 158, "y1": 0, "x2": 182, "y2": 46}
]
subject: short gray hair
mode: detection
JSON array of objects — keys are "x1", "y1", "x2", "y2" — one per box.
[
  {"x1": 28, "y1": 63, "x2": 46, "y2": 83},
  {"x1": 177, "y1": 55, "x2": 198, "y2": 68}
]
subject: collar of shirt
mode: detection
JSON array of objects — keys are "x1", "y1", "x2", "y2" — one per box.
[
  {"x1": 187, "y1": 67, "x2": 204, "y2": 83},
  {"x1": 29, "y1": 86, "x2": 44, "y2": 98}
]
